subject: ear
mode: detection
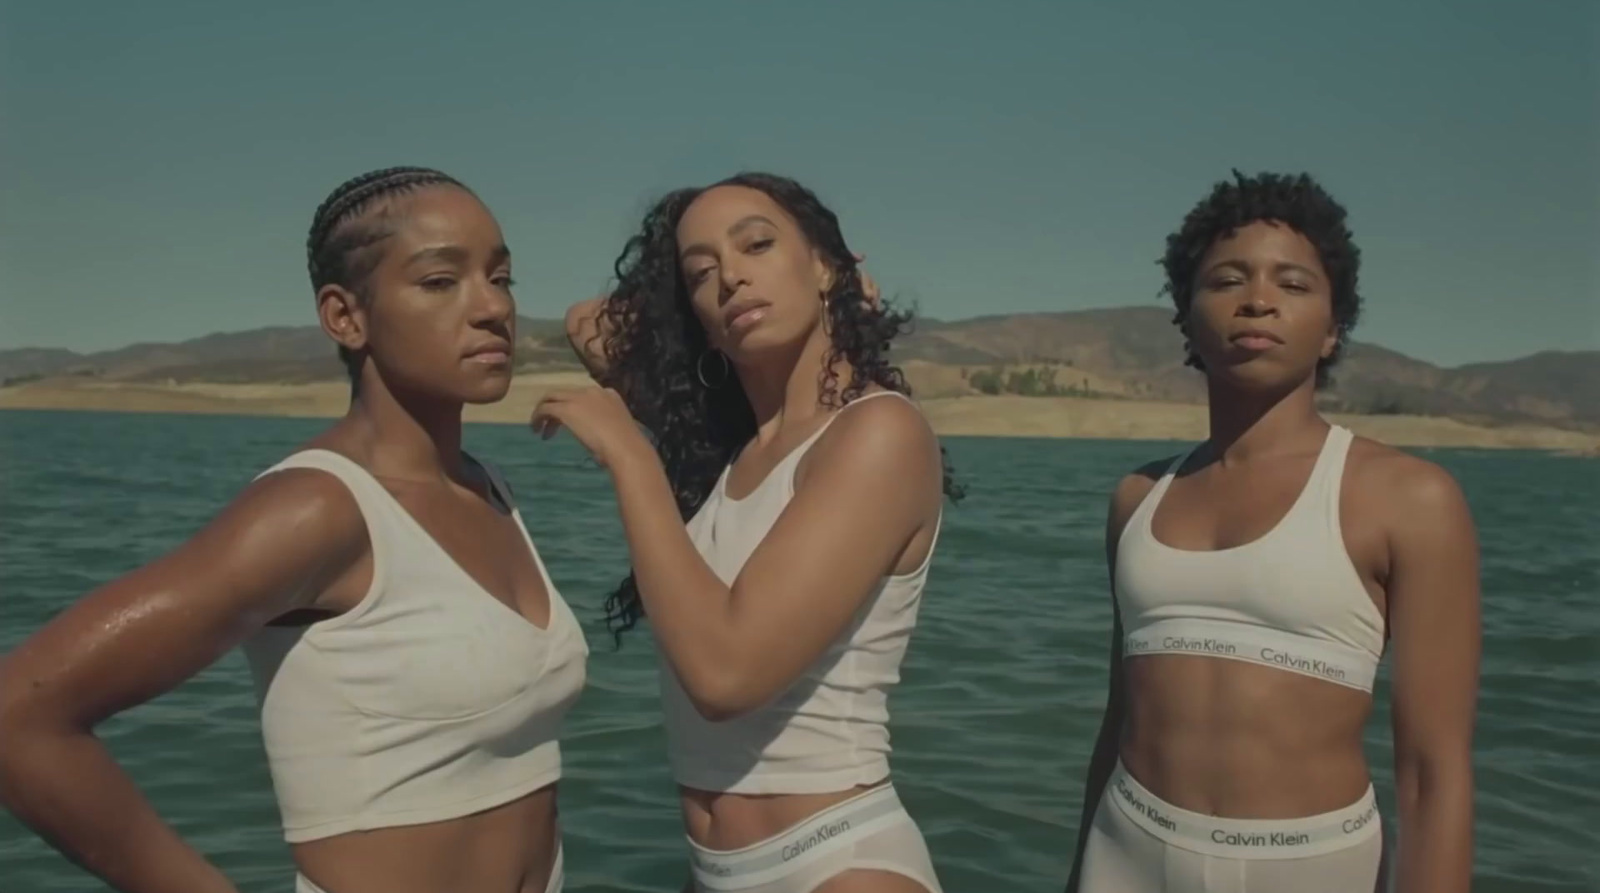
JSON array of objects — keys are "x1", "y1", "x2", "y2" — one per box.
[
  {"x1": 811, "y1": 251, "x2": 834, "y2": 297},
  {"x1": 316, "y1": 284, "x2": 369, "y2": 355},
  {"x1": 1320, "y1": 322, "x2": 1339, "y2": 359}
]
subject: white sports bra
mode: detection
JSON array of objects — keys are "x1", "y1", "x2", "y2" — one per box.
[
  {"x1": 659, "y1": 391, "x2": 940, "y2": 794},
  {"x1": 1113, "y1": 425, "x2": 1385, "y2": 692},
  {"x1": 240, "y1": 449, "x2": 588, "y2": 843}
]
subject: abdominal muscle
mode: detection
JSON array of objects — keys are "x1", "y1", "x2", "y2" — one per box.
[
  {"x1": 1119, "y1": 656, "x2": 1375, "y2": 818},
  {"x1": 290, "y1": 785, "x2": 560, "y2": 893},
  {"x1": 679, "y1": 780, "x2": 887, "y2": 852}
]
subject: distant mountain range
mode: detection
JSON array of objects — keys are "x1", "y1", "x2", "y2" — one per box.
[
  {"x1": 0, "y1": 317, "x2": 572, "y2": 387},
  {"x1": 4, "y1": 307, "x2": 1596, "y2": 431}
]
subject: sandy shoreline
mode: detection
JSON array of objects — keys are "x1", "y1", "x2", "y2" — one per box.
[{"x1": 3, "y1": 373, "x2": 1597, "y2": 452}]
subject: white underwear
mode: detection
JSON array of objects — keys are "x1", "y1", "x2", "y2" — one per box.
[
  {"x1": 295, "y1": 841, "x2": 563, "y2": 893},
  {"x1": 1078, "y1": 762, "x2": 1387, "y2": 892},
  {"x1": 687, "y1": 784, "x2": 942, "y2": 893}
]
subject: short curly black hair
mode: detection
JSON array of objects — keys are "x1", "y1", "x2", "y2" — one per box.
[{"x1": 1159, "y1": 170, "x2": 1362, "y2": 388}]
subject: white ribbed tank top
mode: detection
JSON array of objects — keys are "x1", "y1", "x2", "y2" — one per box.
[
  {"x1": 240, "y1": 449, "x2": 588, "y2": 842},
  {"x1": 660, "y1": 391, "x2": 940, "y2": 794}
]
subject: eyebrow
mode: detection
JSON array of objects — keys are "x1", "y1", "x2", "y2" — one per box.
[
  {"x1": 404, "y1": 244, "x2": 511, "y2": 267},
  {"x1": 679, "y1": 215, "x2": 779, "y2": 263},
  {"x1": 1204, "y1": 259, "x2": 1323, "y2": 280}
]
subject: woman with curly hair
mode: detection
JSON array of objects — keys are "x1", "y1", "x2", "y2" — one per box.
[
  {"x1": 1066, "y1": 171, "x2": 1480, "y2": 893},
  {"x1": 536, "y1": 172, "x2": 956, "y2": 893}
]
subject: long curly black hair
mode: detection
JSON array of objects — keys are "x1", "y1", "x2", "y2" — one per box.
[
  {"x1": 1159, "y1": 170, "x2": 1363, "y2": 388},
  {"x1": 587, "y1": 172, "x2": 964, "y2": 643}
]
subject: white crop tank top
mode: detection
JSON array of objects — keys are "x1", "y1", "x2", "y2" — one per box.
[
  {"x1": 239, "y1": 449, "x2": 588, "y2": 843},
  {"x1": 660, "y1": 390, "x2": 940, "y2": 795},
  {"x1": 1113, "y1": 425, "x2": 1386, "y2": 692}
]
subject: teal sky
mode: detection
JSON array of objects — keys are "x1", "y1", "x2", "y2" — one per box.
[{"x1": 2, "y1": 0, "x2": 1595, "y2": 365}]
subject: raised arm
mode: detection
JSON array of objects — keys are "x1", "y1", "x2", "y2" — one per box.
[
  {"x1": 564, "y1": 254, "x2": 875, "y2": 385},
  {"x1": 0, "y1": 470, "x2": 368, "y2": 893},
  {"x1": 1380, "y1": 457, "x2": 1481, "y2": 893},
  {"x1": 535, "y1": 388, "x2": 940, "y2": 720},
  {"x1": 629, "y1": 395, "x2": 939, "y2": 718},
  {"x1": 1064, "y1": 466, "x2": 1160, "y2": 892},
  {"x1": 564, "y1": 295, "x2": 613, "y2": 381}
]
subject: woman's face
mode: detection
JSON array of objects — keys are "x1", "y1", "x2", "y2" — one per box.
[
  {"x1": 1185, "y1": 219, "x2": 1337, "y2": 393},
  {"x1": 675, "y1": 184, "x2": 833, "y2": 361},
  {"x1": 321, "y1": 185, "x2": 518, "y2": 404}
]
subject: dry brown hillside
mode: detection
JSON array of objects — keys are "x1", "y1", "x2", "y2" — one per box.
[
  {"x1": 5, "y1": 307, "x2": 1595, "y2": 431},
  {"x1": 898, "y1": 307, "x2": 1598, "y2": 430}
]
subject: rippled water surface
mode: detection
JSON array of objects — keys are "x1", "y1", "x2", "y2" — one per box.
[{"x1": 2, "y1": 411, "x2": 1596, "y2": 891}]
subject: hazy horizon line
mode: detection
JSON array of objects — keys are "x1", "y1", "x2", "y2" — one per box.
[{"x1": 5, "y1": 302, "x2": 1594, "y2": 373}]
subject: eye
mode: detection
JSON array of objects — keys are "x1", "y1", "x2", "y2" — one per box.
[
  {"x1": 420, "y1": 276, "x2": 457, "y2": 291},
  {"x1": 686, "y1": 266, "x2": 713, "y2": 286},
  {"x1": 1280, "y1": 280, "x2": 1310, "y2": 294},
  {"x1": 493, "y1": 274, "x2": 516, "y2": 289},
  {"x1": 746, "y1": 237, "x2": 774, "y2": 253}
]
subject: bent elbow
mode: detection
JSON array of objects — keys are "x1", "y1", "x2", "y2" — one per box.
[
  {"x1": 0, "y1": 675, "x2": 29, "y2": 744},
  {"x1": 0, "y1": 692, "x2": 41, "y2": 795},
  {"x1": 1394, "y1": 744, "x2": 1473, "y2": 807},
  {"x1": 562, "y1": 302, "x2": 588, "y2": 343},
  {"x1": 1397, "y1": 741, "x2": 1473, "y2": 778},
  {"x1": 682, "y1": 667, "x2": 768, "y2": 723},
  {"x1": 688, "y1": 697, "x2": 746, "y2": 723},
  {"x1": 564, "y1": 299, "x2": 605, "y2": 348},
  {"x1": 0, "y1": 674, "x2": 79, "y2": 762}
]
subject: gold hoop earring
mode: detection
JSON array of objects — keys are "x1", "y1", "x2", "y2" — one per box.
[{"x1": 696, "y1": 349, "x2": 731, "y2": 389}]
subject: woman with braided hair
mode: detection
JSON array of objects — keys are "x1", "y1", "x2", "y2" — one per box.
[
  {"x1": 538, "y1": 172, "x2": 958, "y2": 893},
  {"x1": 0, "y1": 167, "x2": 587, "y2": 893}
]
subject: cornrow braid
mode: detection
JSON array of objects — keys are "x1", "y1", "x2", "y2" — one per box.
[{"x1": 305, "y1": 166, "x2": 471, "y2": 378}]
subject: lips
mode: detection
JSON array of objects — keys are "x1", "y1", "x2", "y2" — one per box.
[
  {"x1": 1229, "y1": 329, "x2": 1284, "y2": 351},
  {"x1": 723, "y1": 298, "x2": 771, "y2": 333},
  {"x1": 464, "y1": 341, "x2": 513, "y2": 365}
]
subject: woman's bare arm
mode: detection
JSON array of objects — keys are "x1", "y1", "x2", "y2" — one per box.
[
  {"x1": 564, "y1": 254, "x2": 872, "y2": 385},
  {"x1": 1064, "y1": 465, "x2": 1161, "y2": 892},
  {"x1": 603, "y1": 394, "x2": 942, "y2": 720},
  {"x1": 0, "y1": 470, "x2": 368, "y2": 893},
  {"x1": 563, "y1": 295, "x2": 612, "y2": 381},
  {"x1": 1377, "y1": 456, "x2": 1480, "y2": 893}
]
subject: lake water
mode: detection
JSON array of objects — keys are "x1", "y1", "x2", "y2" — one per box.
[{"x1": 2, "y1": 410, "x2": 1596, "y2": 892}]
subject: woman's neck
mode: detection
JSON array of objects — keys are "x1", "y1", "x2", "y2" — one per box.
[
  {"x1": 1204, "y1": 374, "x2": 1328, "y2": 467},
  {"x1": 344, "y1": 378, "x2": 465, "y2": 483},
  {"x1": 736, "y1": 327, "x2": 841, "y2": 445}
]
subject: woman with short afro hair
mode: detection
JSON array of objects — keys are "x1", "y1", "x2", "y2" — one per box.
[{"x1": 1067, "y1": 171, "x2": 1479, "y2": 893}]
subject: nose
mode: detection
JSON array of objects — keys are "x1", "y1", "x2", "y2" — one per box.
[
  {"x1": 1236, "y1": 279, "x2": 1278, "y2": 317},
  {"x1": 717, "y1": 255, "x2": 749, "y2": 299},
  {"x1": 468, "y1": 274, "x2": 515, "y2": 329}
]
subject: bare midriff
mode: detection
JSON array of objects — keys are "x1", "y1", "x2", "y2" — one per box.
[
  {"x1": 1120, "y1": 654, "x2": 1374, "y2": 818},
  {"x1": 679, "y1": 779, "x2": 889, "y2": 851},
  {"x1": 290, "y1": 784, "x2": 560, "y2": 893}
]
